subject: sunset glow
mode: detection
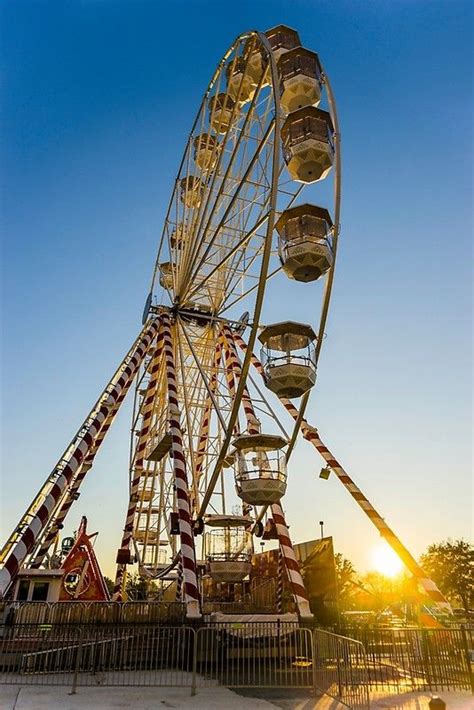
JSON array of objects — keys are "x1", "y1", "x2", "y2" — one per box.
[{"x1": 372, "y1": 542, "x2": 404, "y2": 578}]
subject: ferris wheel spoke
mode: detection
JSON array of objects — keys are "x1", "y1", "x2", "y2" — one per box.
[
  {"x1": 179, "y1": 119, "x2": 275, "y2": 303},
  {"x1": 178, "y1": 91, "x2": 276, "y2": 299},
  {"x1": 219, "y1": 265, "x2": 281, "y2": 315},
  {"x1": 184, "y1": 212, "x2": 270, "y2": 303},
  {"x1": 177, "y1": 47, "x2": 267, "y2": 293},
  {"x1": 178, "y1": 320, "x2": 228, "y2": 431},
  {"x1": 214, "y1": 163, "x2": 304, "y2": 312}
]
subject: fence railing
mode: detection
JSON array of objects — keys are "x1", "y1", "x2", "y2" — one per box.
[
  {"x1": 194, "y1": 621, "x2": 313, "y2": 689},
  {"x1": 0, "y1": 620, "x2": 371, "y2": 706},
  {"x1": 0, "y1": 623, "x2": 195, "y2": 690},
  {"x1": 313, "y1": 628, "x2": 371, "y2": 709},
  {"x1": 338, "y1": 625, "x2": 474, "y2": 694},
  {"x1": 201, "y1": 601, "x2": 276, "y2": 615},
  {"x1": 1, "y1": 601, "x2": 186, "y2": 625},
  {"x1": 1, "y1": 617, "x2": 472, "y2": 704}
]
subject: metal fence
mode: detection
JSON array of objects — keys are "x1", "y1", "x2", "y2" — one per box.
[
  {"x1": 1, "y1": 617, "x2": 472, "y2": 705},
  {"x1": 339, "y1": 625, "x2": 474, "y2": 694},
  {"x1": 0, "y1": 624, "x2": 195, "y2": 690},
  {"x1": 0, "y1": 620, "x2": 371, "y2": 707},
  {"x1": 313, "y1": 628, "x2": 370, "y2": 710},
  {"x1": 2, "y1": 601, "x2": 186, "y2": 625},
  {"x1": 194, "y1": 621, "x2": 313, "y2": 689}
]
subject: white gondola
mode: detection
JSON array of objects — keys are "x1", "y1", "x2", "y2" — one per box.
[
  {"x1": 265, "y1": 25, "x2": 301, "y2": 63},
  {"x1": 276, "y1": 204, "x2": 333, "y2": 282},
  {"x1": 158, "y1": 262, "x2": 174, "y2": 290},
  {"x1": 179, "y1": 175, "x2": 203, "y2": 208},
  {"x1": 193, "y1": 133, "x2": 220, "y2": 171},
  {"x1": 226, "y1": 57, "x2": 259, "y2": 104},
  {"x1": 259, "y1": 321, "x2": 317, "y2": 398},
  {"x1": 208, "y1": 93, "x2": 236, "y2": 134},
  {"x1": 170, "y1": 222, "x2": 187, "y2": 250},
  {"x1": 281, "y1": 106, "x2": 334, "y2": 183},
  {"x1": 204, "y1": 514, "x2": 252, "y2": 582},
  {"x1": 241, "y1": 37, "x2": 270, "y2": 88},
  {"x1": 278, "y1": 47, "x2": 322, "y2": 114},
  {"x1": 233, "y1": 433, "x2": 287, "y2": 506}
]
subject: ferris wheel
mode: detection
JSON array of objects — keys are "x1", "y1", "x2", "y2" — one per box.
[
  {"x1": 118, "y1": 26, "x2": 341, "y2": 617},
  {"x1": 0, "y1": 26, "x2": 450, "y2": 621}
]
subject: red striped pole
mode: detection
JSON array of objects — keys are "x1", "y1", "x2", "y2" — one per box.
[
  {"x1": 221, "y1": 325, "x2": 259, "y2": 435},
  {"x1": 233, "y1": 332, "x2": 451, "y2": 612},
  {"x1": 175, "y1": 553, "x2": 183, "y2": 601},
  {"x1": 276, "y1": 550, "x2": 283, "y2": 613},
  {"x1": 113, "y1": 322, "x2": 166, "y2": 599},
  {"x1": 222, "y1": 327, "x2": 311, "y2": 618},
  {"x1": 161, "y1": 313, "x2": 201, "y2": 618},
  {"x1": 0, "y1": 318, "x2": 160, "y2": 598},
  {"x1": 271, "y1": 502, "x2": 311, "y2": 617}
]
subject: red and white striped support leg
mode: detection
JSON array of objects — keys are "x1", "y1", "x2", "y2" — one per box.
[
  {"x1": 276, "y1": 550, "x2": 283, "y2": 614},
  {"x1": 232, "y1": 332, "x2": 451, "y2": 613},
  {"x1": 175, "y1": 554, "x2": 183, "y2": 601},
  {"x1": 113, "y1": 323, "x2": 166, "y2": 599},
  {"x1": 298, "y1": 425, "x2": 451, "y2": 611},
  {"x1": 0, "y1": 318, "x2": 160, "y2": 599},
  {"x1": 271, "y1": 502, "x2": 312, "y2": 618},
  {"x1": 161, "y1": 313, "x2": 201, "y2": 618},
  {"x1": 221, "y1": 325, "x2": 260, "y2": 436}
]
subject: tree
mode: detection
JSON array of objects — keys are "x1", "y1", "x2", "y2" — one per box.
[
  {"x1": 420, "y1": 539, "x2": 474, "y2": 613},
  {"x1": 125, "y1": 572, "x2": 158, "y2": 600},
  {"x1": 103, "y1": 576, "x2": 115, "y2": 597},
  {"x1": 334, "y1": 553, "x2": 357, "y2": 610}
]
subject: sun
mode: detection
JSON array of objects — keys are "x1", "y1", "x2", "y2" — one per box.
[{"x1": 372, "y1": 542, "x2": 404, "y2": 578}]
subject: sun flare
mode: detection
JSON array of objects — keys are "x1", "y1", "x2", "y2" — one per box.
[{"x1": 372, "y1": 542, "x2": 404, "y2": 578}]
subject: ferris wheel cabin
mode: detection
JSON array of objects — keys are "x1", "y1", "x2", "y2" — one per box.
[
  {"x1": 241, "y1": 37, "x2": 269, "y2": 88},
  {"x1": 276, "y1": 204, "x2": 333, "y2": 282},
  {"x1": 193, "y1": 133, "x2": 220, "y2": 171},
  {"x1": 179, "y1": 175, "x2": 203, "y2": 208},
  {"x1": 170, "y1": 222, "x2": 187, "y2": 249},
  {"x1": 278, "y1": 47, "x2": 322, "y2": 114},
  {"x1": 281, "y1": 106, "x2": 334, "y2": 183},
  {"x1": 204, "y1": 514, "x2": 252, "y2": 583},
  {"x1": 158, "y1": 261, "x2": 173, "y2": 290},
  {"x1": 226, "y1": 57, "x2": 259, "y2": 104},
  {"x1": 208, "y1": 93, "x2": 236, "y2": 134},
  {"x1": 259, "y1": 321, "x2": 317, "y2": 398},
  {"x1": 265, "y1": 25, "x2": 301, "y2": 62},
  {"x1": 233, "y1": 433, "x2": 287, "y2": 506}
]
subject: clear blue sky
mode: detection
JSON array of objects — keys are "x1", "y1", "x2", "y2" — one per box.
[{"x1": 1, "y1": 1, "x2": 472, "y2": 578}]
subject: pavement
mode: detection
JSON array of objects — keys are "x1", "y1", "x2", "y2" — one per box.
[
  {"x1": 0, "y1": 684, "x2": 277, "y2": 709},
  {"x1": 0, "y1": 685, "x2": 472, "y2": 710},
  {"x1": 369, "y1": 691, "x2": 473, "y2": 710}
]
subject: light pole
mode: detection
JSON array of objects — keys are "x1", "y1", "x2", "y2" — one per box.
[{"x1": 319, "y1": 521, "x2": 324, "y2": 539}]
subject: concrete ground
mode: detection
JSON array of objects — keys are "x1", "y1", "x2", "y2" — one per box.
[
  {"x1": 0, "y1": 684, "x2": 278, "y2": 709},
  {"x1": 0, "y1": 685, "x2": 472, "y2": 710},
  {"x1": 369, "y1": 691, "x2": 473, "y2": 710}
]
